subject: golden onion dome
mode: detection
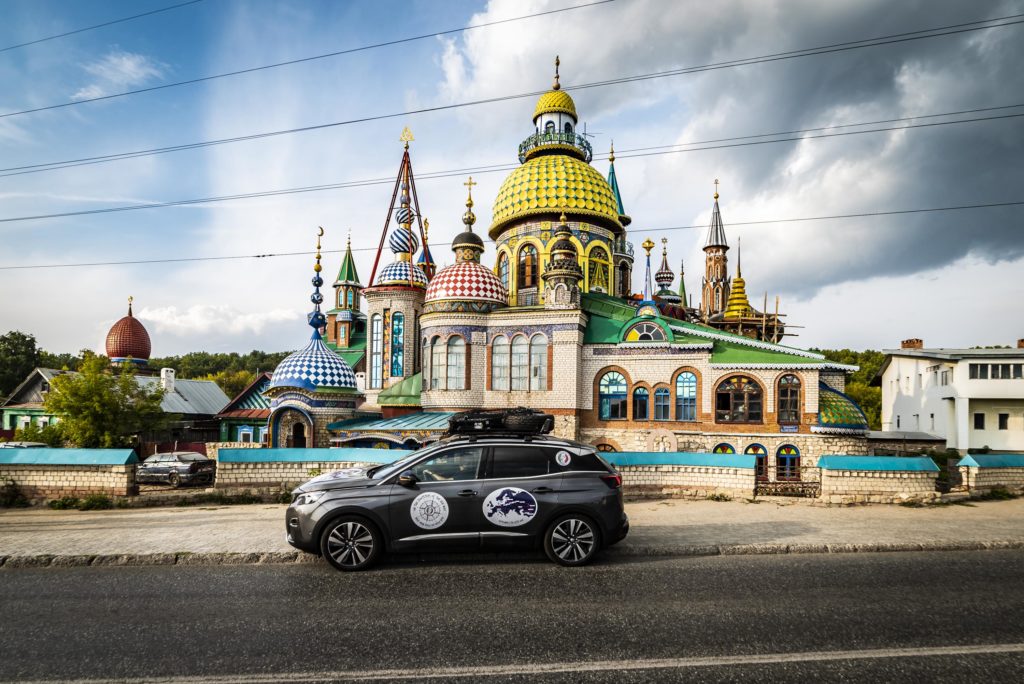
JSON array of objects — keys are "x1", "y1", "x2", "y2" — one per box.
[
  {"x1": 489, "y1": 154, "x2": 622, "y2": 238},
  {"x1": 533, "y1": 89, "x2": 578, "y2": 120}
]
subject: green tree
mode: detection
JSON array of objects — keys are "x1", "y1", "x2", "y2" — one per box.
[
  {"x1": 14, "y1": 422, "x2": 66, "y2": 447},
  {"x1": 39, "y1": 350, "x2": 85, "y2": 372},
  {"x1": 202, "y1": 369, "x2": 256, "y2": 398},
  {"x1": 0, "y1": 331, "x2": 40, "y2": 398},
  {"x1": 811, "y1": 348, "x2": 885, "y2": 430},
  {"x1": 44, "y1": 354, "x2": 169, "y2": 448}
]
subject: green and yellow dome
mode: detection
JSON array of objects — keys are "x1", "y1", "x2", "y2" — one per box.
[
  {"x1": 533, "y1": 89, "x2": 577, "y2": 120},
  {"x1": 489, "y1": 154, "x2": 622, "y2": 238}
]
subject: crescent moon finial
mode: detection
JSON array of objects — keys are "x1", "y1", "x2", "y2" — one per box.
[{"x1": 317, "y1": 226, "x2": 324, "y2": 237}]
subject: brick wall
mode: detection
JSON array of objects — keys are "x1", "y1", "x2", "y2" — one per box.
[
  {"x1": 959, "y1": 466, "x2": 1024, "y2": 495},
  {"x1": 206, "y1": 442, "x2": 263, "y2": 462},
  {"x1": 0, "y1": 464, "x2": 136, "y2": 502},
  {"x1": 820, "y1": 469, "x2": 938, "y2": 504},
  {"x1": 215, "y1": 460, "x2": 375, "y2": 488},
  {"x1": 619, "y1": 464, "x2": 754, "y2": 499}
]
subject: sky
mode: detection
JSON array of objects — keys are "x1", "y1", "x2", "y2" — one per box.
[{"x1": 0, "y1": 0, "x2": 1022, "y2": 357}]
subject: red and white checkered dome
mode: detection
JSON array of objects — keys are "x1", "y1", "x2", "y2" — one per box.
[{"x1": 425, "y1": 261, "x2": 507, "y2": 305}]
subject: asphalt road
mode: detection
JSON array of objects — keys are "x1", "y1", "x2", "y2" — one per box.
[{"x1": 2, "y1": 551, "x2": 1023, "y2": 683}]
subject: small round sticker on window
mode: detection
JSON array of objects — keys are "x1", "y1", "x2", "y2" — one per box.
[{"x1": 555, "y1": 450, "x2": 572, "y2": 467}]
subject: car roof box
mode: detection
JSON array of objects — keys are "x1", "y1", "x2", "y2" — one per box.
[{"x1": 447, "y1": 408, "x2": 554, "y2": 436}]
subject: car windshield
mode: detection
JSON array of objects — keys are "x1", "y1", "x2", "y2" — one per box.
[
  {"x1": 177, "y1": 453, "x2": 208, "y2": 462},
  {"x1": 369, "y1": 444, "x2": 443, "y2": 480}
]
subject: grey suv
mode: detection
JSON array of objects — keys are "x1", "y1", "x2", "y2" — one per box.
[{"x1": 285, "y1": 433, "x2": 628, "y2": 571}]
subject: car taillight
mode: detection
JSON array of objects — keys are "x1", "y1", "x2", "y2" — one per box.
[{"x1": 601, "y1": 473, "x2": 622, "y2": 489}]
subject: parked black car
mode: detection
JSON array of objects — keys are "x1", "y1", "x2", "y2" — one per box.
[
  {"x1": 286, "y1": 409, "x2": 628, "y2": 571},
  {"x1": 137, "y1": 451, "x2": 215, "y2": 488}
]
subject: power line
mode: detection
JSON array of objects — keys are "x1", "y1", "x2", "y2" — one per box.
[
  {"x1": 1, "y1": 107, "x2": 1020, "y2": 224},
  {"x1": 0, "y1": 0, "x2": 206, "y2": 53},
  {"x1": 0, "y1": 0, "x2": 615, "y2": 119},
  {"x1": 3, "y1": 13, "x2": 1022, "y2": 178},
  {"x1": 1, "y1": 199, "x2": 1019, "y2": 271}
]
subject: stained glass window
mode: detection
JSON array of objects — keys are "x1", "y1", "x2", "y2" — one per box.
[
  {"x1": 518, "y1": 245, "x2": 538, "y2": 289},
  {"x1": 713, "y1": 443, "x2": 735, "y2": 454},
  {"x1": 369, "y1": 314, "x2": 383, "y2": 389},
  {"x1": 777, "y1": 445, "x2": 800, "y2": 481},
  {"x1": 778, "y1": 374, "x2": 801, "y2": 424},
  {"x1": 390, "y1": 313, "x2": 404, "y2": 377},
  {"x1": 745, "y1": 444, "x2": 768, "y2": 481},
  {"x1": 588, "y1": 246, "x2": 610, "y2": 293},
  {"x1": 625, "y1": 322, "x2": 666, "y2": 342},
  {"x1": 654, "y1": 387, "x2": 670, "y2": 420},
  {"x1": 599, "y1": 371, "x2": 627, "y2": 420},
  {"x1": 676, "y1": 372, "x2": 697, "y2": 421},
  {"x1": 715, "y1": 376, "x2": 763, "y2": 423},
  {"x1": 497, "y1": 252, "x2": 509, "y2": 291}
]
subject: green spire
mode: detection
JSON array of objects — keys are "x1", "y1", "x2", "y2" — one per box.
[
  {"x1": 607, "y1": 142, "x2": 631, "y2": 226},
  {"x1": 335, "y1": 232, "x2": 360, "y2": 286},
  {"x1": 678, "y1": 259, "x2": 687, "y2": 306}
]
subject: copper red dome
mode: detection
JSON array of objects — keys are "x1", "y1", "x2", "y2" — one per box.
[{"x1": 106, "y1": 302, "x2": 151, "y2": 362}]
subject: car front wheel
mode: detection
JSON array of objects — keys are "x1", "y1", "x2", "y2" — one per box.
[
  {"x1": 544, "y1": 514, "x2": 601, "y2": 566},
  {"x1": 320, "y1": 517, "x2": 381, "y2": 571},
  {"x1": 168, "y1": 472, "x2": 181, "y2": 488}
]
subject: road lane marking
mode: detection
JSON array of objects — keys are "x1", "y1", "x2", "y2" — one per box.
[{"x1": 16, "y1": 642, "x2": 1024, "y2": 683}]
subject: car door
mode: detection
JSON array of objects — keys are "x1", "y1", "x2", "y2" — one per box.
[
  {"x1": 478, "y1": 444, "x2": 564, "y2": 548},
  {"x1": 138, "y1": 455, "x2": 164, "y2": 483},
  {"x1": 387, "y1": 445, "x2": 486, "y2": 551}
]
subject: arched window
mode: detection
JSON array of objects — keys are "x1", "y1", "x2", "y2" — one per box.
[
  {"x1": 518, "y1": 244, "x2": 539, "y2": 289},
  {"x1": 654, "y1": 387, "x2": 671, "y2": 420},
  {"x1": 598, "y1": 371, "x2": 627, "y2": 420},
  {"x1": 347, "y1": 289, "x2": 354, "y2": 308},
  {"x1": 338, "y1": 288, "x2": 345, "y2": 308},
  {"x1": 676, "y1": 372, "x2": 697, "y2": 421},
  {"x1": 390, "y1": 313, "x2": 404, "y2": 377},
  {"x1": 511, "y1": 336, "x2": 529, "y2": 390},
  {"x1": 596, "y1": 443, "x2": 617, "y2": 453},
  {"x1": 564, "y1": 122, "x2": 573, "y2": 134},
  {"x1": 633, "y1": 387, "x2": 649, "y2": 420},
  {"x1": 429, "y1": 336, "x2": 444, "y2": 390},
  {"x1": 369, "y1": 314, "x2": 383, "y2": 389},
  {"x1": 745, "y1": 444, "x2": 768, "y2": 481},
  {"x1": 625, "y1": 322, "x2": 666, "y2": 342},
  {"x1": 617, "y1": 261, "x2": 631, "y2": 298},
  {"x1": 778, "y1": 374, "x2": 801, "y2": 424},
  {"x1": 777, "y1": 445, "x2": 800, "y2": 481},
  {"x1": 446, "y1": 337, "x2": 466, "y2": 390},
  {"x1": 713, "y1": 443, "x2": 735, "y2": 454},
  {"x1": 497, "y1": 252, "x2": 510, "y2": 291},
  {"x1": 545, "y1": 121, "x2": 556, "y2": 134},
  {"x1": 491, "y1": 336, "x2": 509, "y2": 391},
  {"x1": 588, "y1": 246, "x2": 610, "y2": 292},
  {"x1": 529, "y1": 333, "x2": 548, "y2": 390},
  {"x1": 715, "y1": 376, "x2": 763, "y2": 423}
]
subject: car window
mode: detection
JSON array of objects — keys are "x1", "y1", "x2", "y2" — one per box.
[
  {"x1": 409, "y1": 447, "x2": 483, "y2": 482},
  {"x1": 177, "y1": 453, "x2": 207, "y2": 462},
  {"x1": 489, "y1": 446, "x2": 549, "y2": 479},
  {"x1": 552, "y1": 449, "x2": 609, "y2": 472}
]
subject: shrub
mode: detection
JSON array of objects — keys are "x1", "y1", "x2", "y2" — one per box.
[
  {"x1": 1, "y1": 480, "x2": 30, "y2": 507},
  {"x1": 307, "y1": 468, "x2": 322, "y2": 478},
  {"x1": 976, "y1": 487, "x2": 1018, "y2": 501},
  {"x1": 49, "y1": 496, "x2": 81, "y2": 510},
  {"x1": 707, "y1": 493, "x2": 732, "y2": 502},
  {"x1": 78, "y1": 494, "x2": 114, "y2": 510}
]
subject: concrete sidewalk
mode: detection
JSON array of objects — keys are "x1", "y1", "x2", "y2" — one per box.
[{"x1": 2, "y1": 497, "x2": 1024, "y2": 568}]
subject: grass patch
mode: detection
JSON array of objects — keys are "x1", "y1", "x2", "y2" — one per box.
[
  {"x1": 1, "y1": 480, "x2": 30, "y2": 508},
  {"x1": 974, "y1": 487, "x2": 1019, "y2": 501},
  {"x1": 78, "y1": 494, "x2": 114, "y2": 510},
  {"x1": 48, "y1": 496, "x2": 82, "y2": 510}
]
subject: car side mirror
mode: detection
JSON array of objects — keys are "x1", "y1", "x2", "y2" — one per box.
[{"x1": 397, "y1": 470, "x2": 418, "y2": 487}]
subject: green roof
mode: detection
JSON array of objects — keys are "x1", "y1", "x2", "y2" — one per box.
[
  {"x1": 377, "y1": 372, "x2": 422, "y2": 407},
  {"x1": 328, "y1": 411, "x2": 455, "y2": 432},
  {"x1": 335, "y1": 240, "x2": 360, "y2": 285},
  {"x1": 817, "y1": 383, "x2": 869, "y2": 430}
]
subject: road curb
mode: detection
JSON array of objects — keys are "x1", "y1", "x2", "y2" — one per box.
[{"x1": 2, "y1": 539, "x2": 1023, "y2": 569}]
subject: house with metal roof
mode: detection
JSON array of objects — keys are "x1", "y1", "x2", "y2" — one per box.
[{"x1": 215, "y1": 372, "x2": 273, "y2": 443}]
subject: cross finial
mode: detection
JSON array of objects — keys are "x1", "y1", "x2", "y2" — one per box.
[
  {"x1": 464, "y1": 176, "x2": 477, "y2": 206},
  {"x1": 553, "y1": 55, "x2": 561, "y2": 90},
  {"x1": 714, "y1": 178, "x2": 720, "y2": 200}
]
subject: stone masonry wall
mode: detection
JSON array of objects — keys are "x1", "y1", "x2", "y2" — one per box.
[
  {"x1": 215, "y1": 460, "x2": 374, "y2": 489},
  {"x1": 618, "y1": 464, "x2": 754, "y2": 499},
  {"x1": 959, "y1": 466, "x2": 1024, "y2": 495},
  {"x1": 0, "y1": 464, "x2": 136, "y2": 502},
  {"x1": 820, "y1": 469, "x2": 938, "y2": 504},
  {"x1": 206, "y1": 442, "x2": 263, "y2": 461}
]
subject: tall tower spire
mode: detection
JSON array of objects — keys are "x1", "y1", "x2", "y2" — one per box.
[{"x1": 701, "y1": 179, "x2": 731, "y2": 318}]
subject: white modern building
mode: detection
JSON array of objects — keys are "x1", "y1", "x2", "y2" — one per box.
[{"x1": 877, "y1": 339, "x2": 1024, "y2": 452}]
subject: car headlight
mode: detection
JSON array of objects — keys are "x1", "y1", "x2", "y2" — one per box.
[{"x1": 292, "y1": 491, "x2": 326, "y2": 507}]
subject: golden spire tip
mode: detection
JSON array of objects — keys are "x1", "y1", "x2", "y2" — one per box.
[{"x1": 553, "y1": 55, "x2": 561, "y2": 90}]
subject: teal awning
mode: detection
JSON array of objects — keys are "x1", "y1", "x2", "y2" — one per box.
[
  {"x1": 328, "y1": 411, "x2": 455, "y2": 432},
  {"x1": 609, "y1": 452, "x2": 756, "y2": 469},
  {"x1": 0, "y1": 448, "x2": 138, "y2": 465},
  {"x1": 818, "y1": 455, "x2": 939, "y2": 472},
  {"x1": 958, "y1": 454, "x2": 1024, "y2": 468},
  {"x1": 218, "y1": 448, "x2": 412, "y2": 463}
]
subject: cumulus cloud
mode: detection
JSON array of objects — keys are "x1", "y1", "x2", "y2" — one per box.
[
  {"x1": 138, "y1": 305, "x2": 300, "y2": 337},
  {"x1": 71, "y1": 50, "x2": 166, "y2": 100}
]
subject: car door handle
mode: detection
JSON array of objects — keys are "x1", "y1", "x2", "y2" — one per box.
[
  {"x1": 457, "y1": 489, "x2": 477, "y2": 497},
  {"x1": 531, "y1": 487, "x2": 554, "y2": 494}
]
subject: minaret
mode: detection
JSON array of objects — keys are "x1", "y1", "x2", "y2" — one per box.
[
  {"x1": 326, "y1": 231, "x2": 364, "y2": 350},
  {"x1": 701, "y1": 179, "x2": 730, "y2": 318},
  {"x1": 678, "y1": 259, "x2": 688, "y2": 308},
  {"x1": 608, "y1": 142, "x2": 633, "y2": 299},
  {"x1": 542, "y1": 213, "x2": 584, "y2": 310},
  {"x1": 362, "y1": 129, "x2": 429, "y2": 402}
]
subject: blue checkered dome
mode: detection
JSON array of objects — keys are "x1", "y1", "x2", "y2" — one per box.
[
  {"x1": 375, "y1": 260, "x2": 428, "y2": 288},
  {"x1": 269, "y1": 331, "x2": 357, "y2": 391}
]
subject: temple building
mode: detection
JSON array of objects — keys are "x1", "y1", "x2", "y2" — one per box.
[{"x1": 243, "y1": 59, "x2": 872, "y2": 489}]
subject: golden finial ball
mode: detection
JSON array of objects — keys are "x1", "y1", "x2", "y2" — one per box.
[{"x1": 642, "y1": 238, "x2": 655, "y2": 255}]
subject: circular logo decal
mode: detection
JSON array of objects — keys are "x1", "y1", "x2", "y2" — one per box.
[
  {"x1": 410, "y1": 492, "x2": 449, "y2": 530},
  {"x1": 483, "y1": 487, "x2": 538, "y2": 528},
  {"x1": 555, "y1": 450, "x2": 572, "y2": 467}
]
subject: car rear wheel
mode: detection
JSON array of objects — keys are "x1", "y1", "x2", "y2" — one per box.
[
  {"x1": 320, "y1": 517, "x2": 381, "y2": 571},
  {"x1": 168, "y1": 472, "x2": 181, "y2": 488},
  {"x1": 544, "y1": 514, "x2": 601, "y2": 566}
]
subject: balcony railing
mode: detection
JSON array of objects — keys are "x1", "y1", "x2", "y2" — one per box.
[
  {"x1": 613, "y1": 239, "x2": 634, "y2": 257},
  {"x1": 518, "y1": 131, "x2": 593, "y2": 163}
]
